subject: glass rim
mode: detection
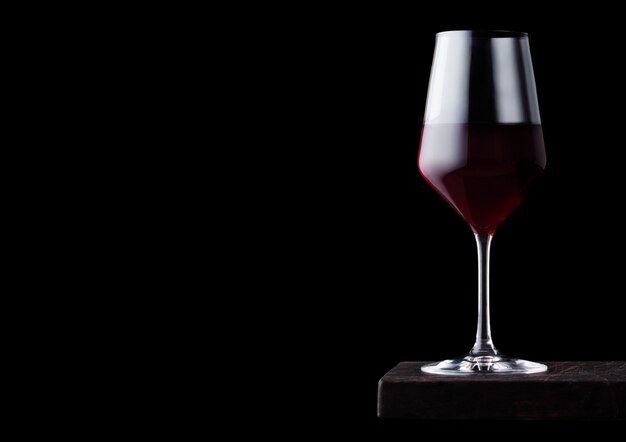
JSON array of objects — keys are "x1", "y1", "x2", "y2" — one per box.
[{"x1": 436, "y1": 30, "x2": 528, "y2": 38}]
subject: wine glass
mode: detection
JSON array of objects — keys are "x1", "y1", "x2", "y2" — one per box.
[{"x1": 418, "y1": 30, "x2": 548, "y2": 374}]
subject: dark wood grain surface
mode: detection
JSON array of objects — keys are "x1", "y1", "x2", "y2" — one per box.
[{"x1": 378, "y1": 361, "x2": 626, "y2": 420}]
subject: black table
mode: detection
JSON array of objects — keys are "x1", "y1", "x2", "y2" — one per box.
[{"x1": 378, "y1": 361, "x2": 626, "y2": 420}]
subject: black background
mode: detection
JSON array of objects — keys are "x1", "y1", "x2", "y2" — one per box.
[{"x1": 261, "y1": 6, "x2": 626, "y2": 433}]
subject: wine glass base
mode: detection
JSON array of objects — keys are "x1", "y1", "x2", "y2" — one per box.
[{"x1": 421, "y1": 355, "x2": 547, "y2": 375}]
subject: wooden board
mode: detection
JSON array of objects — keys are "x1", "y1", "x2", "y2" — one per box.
[{"x1": 377, "y1": 361, "x2": 626, "y2": 420}]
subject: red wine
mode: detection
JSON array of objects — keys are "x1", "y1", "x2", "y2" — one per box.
[{"x1": 418, "y1": 124, "x2": 546, "y2": 234}]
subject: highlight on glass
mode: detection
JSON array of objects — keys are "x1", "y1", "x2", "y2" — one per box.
[{"x1": 418, "y1": 30, "x2": 548, "y2": 374}]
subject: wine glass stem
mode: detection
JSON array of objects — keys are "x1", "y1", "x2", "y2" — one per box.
[{"x1": 470, "y1": 233, "x2": 498, "y2": 357}]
